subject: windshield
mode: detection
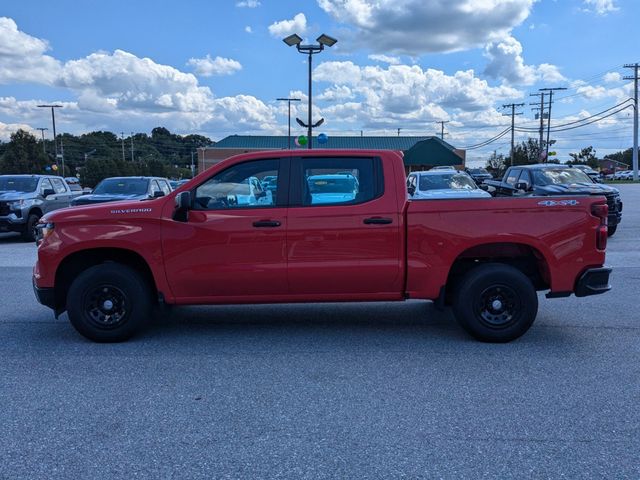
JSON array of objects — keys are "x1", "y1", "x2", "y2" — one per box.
[
  {"x1": 0, "y1": 176, "x2": 38, "y2": 193},
  {"x1": 468, "y1": 168, "x2": 489, "y2": 175},
  {"x1": 532, "y1": 169, "x2": 592, "y2": 185},
  {"x1": 308, "y1": 176, "x2": 356, "y2": 194},
  {"x1": 93, "y1": 178, "x2": 149, "y2": 195},
  {"x1": 419, "y1": 173, "x2": 477, "y2": 191}
]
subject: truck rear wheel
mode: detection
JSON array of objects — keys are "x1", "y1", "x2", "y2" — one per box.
[
  {"x1": 66, "y1": 263, "x2": 152, "y2": 342},
  {"x1": 452, "y1": 263, "x2": 538, "y2": 343}
]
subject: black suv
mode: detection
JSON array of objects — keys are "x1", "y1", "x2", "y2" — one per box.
[{"x1": 485, "y1": 164, "x2": 623, "y2": 236}]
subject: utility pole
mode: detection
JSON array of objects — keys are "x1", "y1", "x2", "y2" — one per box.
[
  {"x1": 190, "y1": 151, "x2": 195, "y2": 177},
  {"x1": 539, "y1": 87, "x2": 567, "y2": 161},
  {"x1": 397, "y1": 128, "x2": 401, "y2": 137},
  {"x1": 624, "y1": 63, "x2": 639, "y2": 181},
  {"x1": 503, "y1": 103, "x2": 525, "y2": 166},
  {"x1": 130, "y1": 132, "x2": 135, "y2": 162},
  {"x1": 120, "y1": 132, "x2": 126, "y2": 162},
  {"x1": 530, "y1": 92, "x2": 546, "y2": 159},
  {"x1": 436, "y1": 121, "x2": 449, "y2": 140},
  {"x1": 36, "y1": 127, "x2": 48, "y2": 154},
  {"x1": 37, "y1": 104, "x2": 62, "y2": 167},
  {"x1": 59, "y1": 138, "x2": 65, "y2": 177},
  {"x1": 276, "y1": 97, "x2": 301, "y2": 149}
]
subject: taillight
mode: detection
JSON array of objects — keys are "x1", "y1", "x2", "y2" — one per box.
[{"x1": 591, "y1": 203, "x2": 608, "y2": 250}]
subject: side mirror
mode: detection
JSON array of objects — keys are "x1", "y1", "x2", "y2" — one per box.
[
  {"x1": 173, "y1": 191, "x2": 191, "y2": 222},
  {"x1": 478, "y1": 184, "x2": 489, "y2": 191},
  {"x1": 255, "y1": 190, "x2": 267, "y2": 199},
  {"x1": 152, "y1": 190, "x2": 165, "y2": 198},
  {"x1": 515, "y1": 182, "x2": 528, "y2": 191},
  {"x1": 42, "y1": 188, "x2": 55, "y2": 197},
  {"x1": 407, "y1": 185, "x2": 416, "y2": 196}
]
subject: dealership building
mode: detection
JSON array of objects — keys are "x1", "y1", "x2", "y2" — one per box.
[{"x1": 196, "y1": 135, "x2": 466, "y2": 174}]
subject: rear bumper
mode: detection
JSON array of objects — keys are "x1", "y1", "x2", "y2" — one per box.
[
  {"x1": 32, "y1": 277, "x2": 56, "y2": 309},
  {"x1": 575, "y1": 267, "x2": 612, "y2": 297}
]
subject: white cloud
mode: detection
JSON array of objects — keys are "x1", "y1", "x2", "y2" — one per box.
[
  {"x1": 268, "y1": 13, "x2": 307, "y2": 38},
  {"x1": 604, "y1": 71, "x2": 622, "y2": 83},
  {"x1": 368, "y1": 54, "x2": 401, "y2": 65},
  {"x1": 245, "y1": 26, "x2": 253, "y2": 33},
  {"x1": 0, "y1": 17, "x2": 62, "y2": 85},
  {"x1": 187, "y1": 55, "x2": 242, "y2": 77},
  {"x1": 236, "y1": 0, "x2": 261, "y2": 7},
  {"x1": 313, "y1": 61, "x2": 522, "y2": 130},
  {"x1": 484, "y1": 35, "x2": 566, "y2": 85},
  {"x1": 317, "y1": 0, "x2": 536, "y2": 55},
  {"x1": 0, "y1": 120, "x2": 37, "y2": 141},
  {"x1": 582, "y1": 0, "x2": 618, "y2": 15}
]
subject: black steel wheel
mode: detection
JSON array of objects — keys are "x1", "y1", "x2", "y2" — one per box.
[
  {"x1": 453, "y1": 263, "x2": 538, "y2": 343},
  {"x1": 67, "y1": 263, "x2": 152, "y2": 342}
]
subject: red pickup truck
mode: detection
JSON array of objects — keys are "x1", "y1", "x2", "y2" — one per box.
[{"x1": 33, "y1": 149, "x2": 612, "y2": 343}]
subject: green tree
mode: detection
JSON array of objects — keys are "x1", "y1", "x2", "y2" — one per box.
[
  {"x1": 568, "y1": 146, "x2": 598, "y2": 168},
  {"x1": 485, "y1": 151, "x2": 507, "y2": 176},
  {"x1": 512, "y1": 138, "x2": 543, "y2": 166},
  {"x1": 604, "y1": 148, "x2": 632, "y2": 167},
  {"x1": 0, "y1": 129, "x2": 49, "y2": 174}
]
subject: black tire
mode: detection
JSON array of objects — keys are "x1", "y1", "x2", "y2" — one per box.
[
  {"x1": 607, "y1": 225, "x2": 617, "y2": 237},
  {"x1": 452, "y1": 263, "x2": 538, "y2": 343},
  {"x1": 66, "y1": 263, "x2": 152, "y2": 342},
  {"x1": 21, "y1": 213, "x2": 40, "y2": 242}
]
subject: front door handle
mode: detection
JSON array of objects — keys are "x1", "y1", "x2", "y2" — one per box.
[
  {"x1": 253, "y1": 220, "x2": 281, "y2": 228},
  {"x1": 363, "y1": 217, "x2": 393, "y2": 225}
]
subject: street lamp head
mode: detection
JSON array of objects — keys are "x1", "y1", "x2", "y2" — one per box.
[
  {"x1": 283, "y1": 33, "x2": 303, "y2": 47},
  {"x1": 316, "y1": 34, "x2": 337, "y2": 47}
]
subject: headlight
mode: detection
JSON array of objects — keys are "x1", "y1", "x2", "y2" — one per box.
[
  {"x1": 8, "y1": 200, "x2": 24, "y2": 210},
  {"x1": 35, "y1": 221, "x2": 55, "y2": 246}
]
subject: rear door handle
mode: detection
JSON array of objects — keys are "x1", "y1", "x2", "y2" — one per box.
[
  {"x1": 253, "y1": 220, "x2": 281, "y2": 228},
  {"x1": 363, "y1": 217, "x2": 393, "y2": 225}
]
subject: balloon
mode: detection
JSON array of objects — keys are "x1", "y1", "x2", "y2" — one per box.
[
  {"x1": 51, "y1": 164, "x2": 58, "y2": 171},
  {"x1": 45, "y1": 166, "x2": 51, "y2": 171},
  {"x1": 294, "y1": 137, "x2": 301, "y2": 147},
  {"x1": 318, "y1": 133, "x2": 328, "y2": 144},
  {"x1": 297, "y1": 135, "x2": 308, "y2": 146}
]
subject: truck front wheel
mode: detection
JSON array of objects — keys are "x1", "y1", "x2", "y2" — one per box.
[
  {"x1": 66, "y1": 263, "x2": 152, "y2": 342},
  {"x1": 452, "y1": 263, "x2": 538, "y2": 343}
]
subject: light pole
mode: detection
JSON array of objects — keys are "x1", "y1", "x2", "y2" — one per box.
[
  {"x1": 37, "y1": 104, "x2": 62, "y2": 172},
  {"x1": 277, "y1": 97, "x2": 301, "y2": 149},
  {"x1": 283, "y1": 33, "x2": 337, "y2": 149},
  {"x1": 199, "y1": 147, "x2": 207, "y2": 174}
]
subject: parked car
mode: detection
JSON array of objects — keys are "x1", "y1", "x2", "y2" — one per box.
[
  {"x1": 407, "y1": 170, "x2": 491, "y2": 199},
  {"x1": 465, "y1": 167, "x2": 493, "y2": 185},
  {"x1": 307, "y1": 174, "x2": 359, "y2": 204},
  {"x1": 34, "y1": 149, "x2": 611, "y2": 343},
  {"x1": 0, "y1": 174, "x2": 76, "y2": 241},
  {"x1": 71, "y1": 177, "x2": 172, "y2": 206},
  {"x1": 431, "y1": 166, "x2": 457, "y2": 171},
  {"x1": 64, "y1": 176, "x2": 84, "y2": 192},
  {"x1": 169, "y1": 179, "x2": 189, "y2": 190},
  {"x1": 484, "y1": 164, "x2": 622, "y2": 236}
]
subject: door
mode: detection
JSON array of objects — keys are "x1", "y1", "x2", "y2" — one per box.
[
  {"x1": 49, "y1": 177, "x2": 73, "y2": 210},
  {"x1": 162, "y1": 158, "x2": 288, "y2": 301},
  {"x1": 286, "y1": 156, "x2": 402, "y2": 297}
]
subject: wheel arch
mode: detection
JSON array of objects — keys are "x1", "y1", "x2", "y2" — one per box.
[
  {"x1": 54, "y1": 247, "x2": 158, "y2": 312},
  {"x1": 443, "y1": 241, "x2": 551, "y2": 305}
]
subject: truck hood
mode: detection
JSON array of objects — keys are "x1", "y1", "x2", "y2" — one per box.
[
  {"x1": 414, "y1": 189, "x2": 492, "y2": 199},
  {"x1": 71, "y1": 193, "x2": 149, "y2": 205},
  {"x1": 0, "y1": 191, "x2": 37, "y2": 201},
  {"x1": 533, "y1": 183, "x2": 618, "y2": 196}
]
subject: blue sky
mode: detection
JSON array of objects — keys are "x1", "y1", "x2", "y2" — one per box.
[{"x1": 0, "y1": 0, "x2": 638, "y2": 162}]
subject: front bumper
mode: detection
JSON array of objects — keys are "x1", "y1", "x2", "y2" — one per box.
[
  {"x1": 0, "y1": 215, "x2": 27, "y2": 233},
  {"x1": 32, "y1": 277, "x2": 56, "y2": 310},
  {"x1": 574, "y1": 267, "x2": 612, "y2": 297}
]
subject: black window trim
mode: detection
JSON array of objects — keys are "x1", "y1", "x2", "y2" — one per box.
[{"x1": 289, "y1": 155, "x2": 385, "y2": 208}]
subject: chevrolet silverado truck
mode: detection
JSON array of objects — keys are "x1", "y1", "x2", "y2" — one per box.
[
  {"x1": 33, "y1": 149, "x2": 612, "y2": 343},
  {"x1": 485, "y1": 164, "x2": 622, "y2": 236},
  {"x1": 0, "y1": 174, "x2": 77, "y2": 241}
]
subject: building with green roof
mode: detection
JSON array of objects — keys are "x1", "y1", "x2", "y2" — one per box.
[{"x1": 198, "y1": 135, "x2": 465, "y2": 173}]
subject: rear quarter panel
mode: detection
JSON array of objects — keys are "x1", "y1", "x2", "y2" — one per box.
[{"x1": 406, "y1": 196, "x2": 607, "y2": 299}]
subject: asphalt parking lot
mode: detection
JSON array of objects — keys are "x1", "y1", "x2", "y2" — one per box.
[{"x1": 1, "y1": 186, "x2": 639, "y2": 479}]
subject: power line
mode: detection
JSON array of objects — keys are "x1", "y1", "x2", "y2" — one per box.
[{"x1": 435, "y1": 120, "x2": 449, "y2": 140}]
